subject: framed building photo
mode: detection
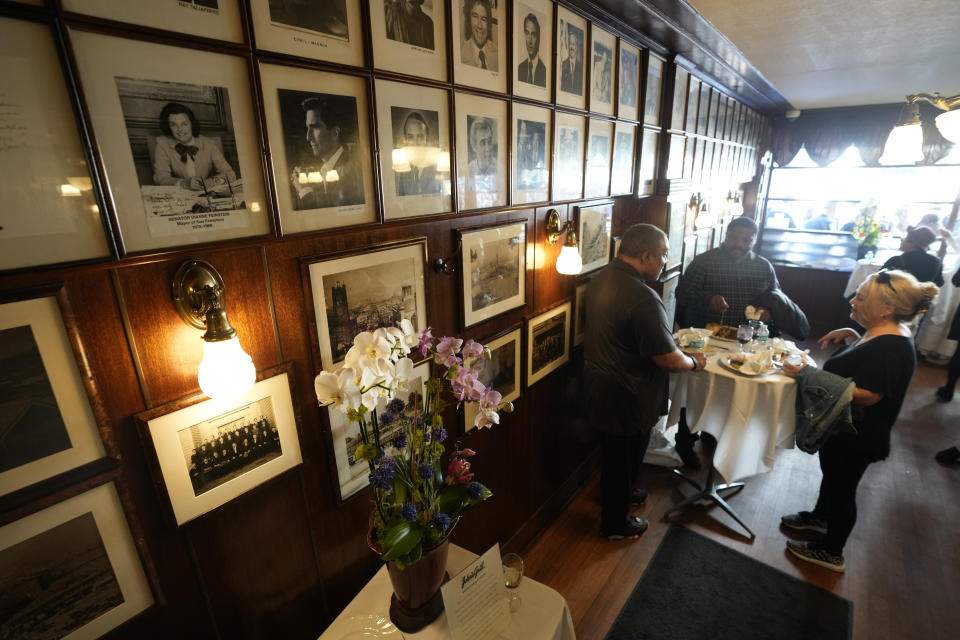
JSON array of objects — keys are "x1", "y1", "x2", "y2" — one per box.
[
  {"x1": 638, "y1": 129, "x2": 659, "y2": 194},
  {"x1": 0, "y1": 17, "x2": 112, "y2": 272},
  {"x1": 555, "y1": 7, "x2": 586, "y2": 110},
  {"x1": 512, "y1": 103, "x2": 551, "y2": 205},
  {"x1": 577, "y1": 203, "x2": 613, "y2": 274},
  {"x1": 0, "y1": 482, "x2": 154, "y2": 639},
  {"x1": 553, "y1": 111, "x2": 585, "y2": 201},
  {"x1": 573, "y1": 282, "x2": 588, "y2": 347},
  {"x1": 63, "y1": 0, "x2": 243, "y2": 43},
  {"x1": 588, "y1": 26, "x2": 615, "y2": 116},
  {"x1": 135, "y1": 365, "x2": 302, "y2": 526},
  {"x1": 617, "y1": 40, "x2": 640, "y2": 121},
  {"x1": 671, "y1": 65, "x2": 688, "y2": 131},
  {"x1": 249, "y1": 0, "x2": 363, "y2": 67},
  {"x1": 464, "y1": 327, "x2": 521, "y2": 431},
  {"x1": 453, "y1": 0, "x2": 506, "y2": 93},
  {"x1": 644, "y1": 53, "x2": 664, "y2": 125},
  {"x1": 526, "y1": 302, "x2": 571, "y2": 387},
  {"x1": 370, "y1": 0, "x2": 447, "y2": 81},
  {"x1": 0, "y1": 290, "x2": 106, "y2": 498},
  {"x1": 375, "y1": 79, "x2": 452, "y2": 220},
  {"x1": 610, "y1": 122, "x2": 637, "y2": 195},
  {"x1": 455, "y1": 92, "x2": 508, "y2": 211},
  {"x1": 513, "y1": 0, "x2": 552, "y2": 102},
  {"x1": 584, "y1": 118, "x2": 613, "y2": 198},
  {"x1": 306, "y1": 239, "x2": 427, "y2": 371},
  {"x1": 259, "y1": 63, "x2": 376, "y2": 235},
  {"x1": 69, "y1": 30, "x2": 269, "y2": 254},
  {"x1": 661, "y1": 273, "x2": 679, "y2": 330},
  {"x1": 460, "y1": 221, "x2": 526, "y2": 327}
]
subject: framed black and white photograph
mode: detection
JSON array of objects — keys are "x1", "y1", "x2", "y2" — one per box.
[
  {"x1": 513, "y1": 0, "x2": 552, "y2": 102},
  {"x1": 556, "y1": 7, "x2": 586, "y2": 110},
  {"x1": 0, "y1": 482, "x2": 154, "y2": 640},
  {"x1": 63, "y1": 0, "x2": 244, "y2": 43},
  {"x1": 696, "y1": 82, "x2": 710, "y2": 135},
  {"x1": 460, "y1": 221, "x2": 526, "y2": 327},
  {"x1": 135, "y1": 365, "x2": 302, "y2": 526},
  {"x1": 639, "y1": 129, "x2": 659, "y2": 195},
  {"x1": 685, "y1": 76, "x2": 700, "y2": 133},
  {"x1": 672, "y1": 66, "x2": 688, "y2": 131},
  {"x1": 610, "y1": 122, "x2": 637, "y2": 195},
  {"x1": 370, "y1": 0, "x2": 447, "y2": 81},
  {"x1": 617, "y1": 40, "x2": 640, "y2": 121},
  {"x1": 526, "y1": 302, "x2": 571, "y2": 387},
  {"x1": 249, "y1": 0, "x2": 363, "y2": 66},
  {"x1": 576, "y1": 203, "x2": 613, "y2": 274},
  {"x1": 512, "y1": 103, "x2": 551, "y2": 205},
  {"x1": 661, "y1": 273, "x2": 679, "y2": 330},
  {"x1": 573, "y1": 282, "x2": 589, "y2": 347},
  {"x1": 584, "y1": 119, "x2": 613, "y2": 198},
  {"x1": 682, "y1": 234, "x2": 697, "y2": 272},
  {"x1": 666, "y1": 202, "x2": 685, "y2": 270},
  {"x1": 69, "y1": 31, "x2": 269, "y2": 254},
  {"x1": 0, "y1": 289, "x2": 106, "y2": 498},
  {"x1": 553, "y1": 111, "x2": 585, "y2": 201},
  {"x1": 259, "y1": 63, "x2": 376, "y2": 234},
  {"x1": 588, "y1": 26, "x2": 615, "y2": 116},
  {"x1": 453, "y1": 0, "x2": 506, "y2": 93},
  {"x1": 306, "y1": 239, "x2": 427, "y2": 371},
  {"x1": 464, "y1": 327, "x2": 521, "y2": 431},
  {"x1": 456, "y1": 92, "x2": 508, "y2": 211},
  {"x1": 644, "y1": 53, "x2": 664, "y2": 125}
]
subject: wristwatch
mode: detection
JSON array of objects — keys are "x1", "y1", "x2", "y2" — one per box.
[{"x1": 688, "y1": 354, "x2": 699, "y2": 371}]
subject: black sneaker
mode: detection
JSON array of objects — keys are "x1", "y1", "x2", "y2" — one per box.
[
  {"x1": 935, "y1": 446, "x2": 960, "y2": 465},
  {"x1": 675, "y1": 444, "x2": 701, "y2": 469},
  {"x1": 631, "y1": 489, "x2": 648, "y2": 505},
  {"x1": 786, "y1": 540, "x2": 845, "y2": 572},
  {"x1": 603, "y1": 516, "x2": 649, "y2": 540},
  {"x1": 780, "y1": 511, "x2": 828, "y2": 535},
  {"x1": 936, "y1": 386, "x2": 954, "y2": 402}
]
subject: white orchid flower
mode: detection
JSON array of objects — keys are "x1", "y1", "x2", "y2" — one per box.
[
  {"x1": 393, "y1": 357, "x2": 414, "y2": 391},
  {"x1": 475, "y1": 408, "x2": 500, "y2": 429},
  {"x1": 399, "y1": 319, "x2": 420, "y2": 350},
  {"x1": 314, "y1": 371, "x2": 343, "y2": 407},
  {"x1": 354, "y1": 331, "x2": 393, "y2": 361}
]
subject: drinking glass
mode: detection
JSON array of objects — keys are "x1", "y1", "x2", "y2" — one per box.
[
  {"x1": 502, "y1": 552, "x2": 523, "y2": 612},
  {"x1": 736, "y1": 324, "x2": 754, "y2": 352}
]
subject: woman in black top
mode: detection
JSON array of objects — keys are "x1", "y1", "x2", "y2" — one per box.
[
  {"x1": 881, "y1": 225, "x2": 944, "y2": 286},
  {"x1": 780, "y1": 269, "x2": 938, "y2": 572}
]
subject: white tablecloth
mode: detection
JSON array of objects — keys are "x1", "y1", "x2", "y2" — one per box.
[
  {"x1": 843, "y1": 260, "x2": 882, "y2": 297},
  {"x1": 319, "y1": 544, "x2": 575, "y2": 640},
  {"x1": 916, "y1": 254, "x2": 960, "y2": 360}
]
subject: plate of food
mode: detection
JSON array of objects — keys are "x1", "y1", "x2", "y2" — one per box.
[
  {"x1": 705, "y1": 323, "x2": 740, "y2": 342},
  {"x1": 718, "y1": 353, "x2": 769, "y2": 377}
]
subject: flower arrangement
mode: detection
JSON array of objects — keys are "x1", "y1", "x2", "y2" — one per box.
[
  {"x1": 852, "y1": 203, "x2": 883, "y2": 247},
  {"x1": 314, "y1": 320, "x2": 509, "y2": 569}
]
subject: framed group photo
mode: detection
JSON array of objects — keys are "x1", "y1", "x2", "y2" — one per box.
[
  {"x1": 370, "y1": 0, "x2": 447, "y2": 81},
  {"x1": 455, "y1": 92, "x2": 508, "y2": 211},
  {"x1": 617, "y1": 40, "x2": 640, "y2": 121},
  {"x1": 588, "y1": 26, "x2": 616, "y2": 116},
  {"x1": 553, "y1": 111, "x2": 585, "y2": 201},
  {"x1": 584, "y1": 118, "x2": 613, "y2": 198},
  {"x1": 610, "y1": 122, "x2": 637, "y2": 195},
  {"x1": 513, "y1": 0, "x2": 552, "y2": 102},
  {"x1": 460, "y1": 221, "x2": 527, "y2": 327},
  {"x1": 556, "y1": 7, "x2": 587, "y2": 110},
  {"x1": 464, "y1": 327, "x2": 522, "y2": 431},
  {"x1": 62, "y1": 0, "x2": 244, "y2": 43},
  {"x1": 526, "y1": 302, "x2": 571, "y2": 387},
  {"x1": 452, "y1": 0, "x2": 506, "y2": 93},
  {"x1": 576, "y1": 203, "x2": 613, "y2": 274},
  {"x1": 512, "y1": 103, "x2": 551, "y2": 205},
  {"x1": 249, "y1": 0, "x2": 363, "y2": 66}
]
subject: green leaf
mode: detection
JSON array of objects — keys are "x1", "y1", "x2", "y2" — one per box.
[
  {"x1": 380, "y1": 521, "x2": 424, "y2": 562},
  {"x1": 437, "y1": 484, "x2": 468, "y2": 516},
  {"x1": 395, "y1": 542, "x2": 423, "y2": 569}
]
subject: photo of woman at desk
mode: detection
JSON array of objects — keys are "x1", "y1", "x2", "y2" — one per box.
[{"x1": 152, "y1": 102, "x2": 238, "y2": 192}]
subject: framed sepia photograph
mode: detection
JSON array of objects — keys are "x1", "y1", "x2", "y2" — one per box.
[
  {"x1": 135, "y1": 365, "x2": 302, "y2": 526},
  {"x1": 513, "y1": 0, "x2": 552, "y2": 102},
  {"x1": 0, "y1": 289, "x2": 107, "y2": 498},
  {"x1": 661, "y1": 273, "x2": 679, "y2": 330},
  {"x1": 610, "y1": 122, "x2": 637, "y2": 195},
  {"x1": 671, "y1": 65, "x2": 688, "y2": 130},
  {"x1": 259, "y1": 63, "x2": 376, "y2": 235},
  {"x1": 577, "y1": 203, "x2": 613, "y2": 274},
  {"x1": 665, "y1": 202, "x2": 685, "y2": 270},
  {"x1": 455, "y1": 92, "x2": 508, "y2": 211},
  {"x1": 617, "y1": 40, "x2": 640, "y2": 121},
  {"x1": 62, "y1": 0, "x2": 244, "y2": 43},
  {"x1": 464, "y1": 327, "x2": 521, "y2": 431},
  {"x1": 553, "y1": 111, "x2": 585, "y2": 201},
  {"x1": 555, "y1": 6, "x2": 587, "y2": 110},
  {"x1": 644, "y1": 53, "x2": 664, "y2": 125},
  {"x1": 526, "y1": 302, "x2": 571, "y2": 387},
  {"x1": 370, "y1": 0, "x2": 447, "y2": 81},
  {"x1": 573, "y1": 282, "x2": 589, "y2": 347},
  {"x1": 460, "y1": 221, "x2": 526, "y2": 327},
  {"x1": 638, "y1": 129, "x2": 659, "y2": 194},
  {"x1": 375, "y1": 79, "x2": 453, "y2": 220},
  {"x1": 584, "y1": 118, "x2": 613, "y2": 198},
  {"x1": 588, "y1": 26, "x2": 616, "y2": 116},
  {"x1": 0, "y1": 482, "x2": 154, "y2": 640},
  {"x1": 69, "y1": 30, "x2": 269, "y2": 254},
  {"x1": 249, "y1": 0, "x2": 363, "y2": 66},
  {"x1": 306, "y1": 239, "x2": 427, "y2": 371},
  {"x1": 0, "y1": 17, "x2": 113, "y2": 272},
  {"x1": 453, "y1": 0, "x2": 506, "y2": 93},
  {"x1": 512, "y1": 103, "x2": 551, "y2": 205}
]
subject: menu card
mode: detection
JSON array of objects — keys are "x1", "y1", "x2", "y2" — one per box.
[{"x1": 441, "y1": 544, "x2": 511, "y2": 640}]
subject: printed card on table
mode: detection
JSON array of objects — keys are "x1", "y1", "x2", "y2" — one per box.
[{"x1": 441, "y1": 544, "x2": 511, "y2": 640}]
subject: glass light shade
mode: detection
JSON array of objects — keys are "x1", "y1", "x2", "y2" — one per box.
[
  {"x1": 197, "y1": 337, "x2": 256, "y2": 400},
  {"x1": 556, "y1": 244, "x2": 583, "y2": 275},
  {"x1": 879, "y1": 123, "x2": 924, "y2": 165},
  {"x1": 935, "y1": 109, "x2": 960, "y2": 143}
]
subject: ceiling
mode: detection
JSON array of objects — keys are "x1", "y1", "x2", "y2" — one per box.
[{"x1": 687, "y1": 0, "x2": 960, "y2": 111}]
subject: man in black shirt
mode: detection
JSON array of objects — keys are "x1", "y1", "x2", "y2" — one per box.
[{"x1": 585, "y1": 224, "x2": 706, "y2": 540}]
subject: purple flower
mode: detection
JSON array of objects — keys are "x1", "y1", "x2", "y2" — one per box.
[
  {"x1": 418, "y1": 327, "x2": 434, "y2": 358},
  {"x1": 392, "y1": 432, "x2": 407, "y2": 450},
  {"x1": 418, "y1": 462, "x2": 434, "y2": 479},
  {"x1": 378, "y1": 455, "x2": 397, "y2": 481},
  {"x1": 388, "y1": 398, "x2": 406, "y2": 414},
  {"x1": 466, "y1": 482, "x2": 483, "y2": 500},
  {"x1": 401, "y1": 502, "x2": 417, "y2": 522},
  {"x1": 378, "y1": 412, "x2": 394, "y2": 425},
  {"x1": 431, "y1": 427, "x2": 447, "y2": 443},
  {"x1": 369, "y1": 469, "x2": 392, "y2": 491},
  {"x1": 433, "y1": 513, "x2": 451, "y2": 532},
  {"x1": 461, "y1": 339, "x2": 484, "y2": 359},
  {"x1": 434, "y1": 337, "x2": 463, "y2": 367}
]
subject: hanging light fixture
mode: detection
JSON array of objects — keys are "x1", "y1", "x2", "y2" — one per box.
[
  {"x1": 879, "y1": 101, "x2": 923, "y2": 165},
  {"x1": 908, "y1": 93, "x2": 960, "y2": 143}
]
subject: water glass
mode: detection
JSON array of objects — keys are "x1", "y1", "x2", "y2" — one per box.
[{"x1": 502, "y1": 552, "x2": 523, "y2": 612}]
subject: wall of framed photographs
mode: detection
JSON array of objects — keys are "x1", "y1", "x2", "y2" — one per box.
[{"x1": 0, "y1": 1, "x2": 771, "y2": 638}]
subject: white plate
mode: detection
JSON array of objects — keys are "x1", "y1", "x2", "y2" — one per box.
[
  {"x1": 718, "y1": 356, "x2": 769, "y2": 377},
  {"x1": 326, "y1": 614, "x2": 401, "y2": 640}
]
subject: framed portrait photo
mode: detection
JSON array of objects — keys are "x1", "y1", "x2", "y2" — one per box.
[
  {"x1": 696, "y1": 82, "x2": 710, "y2": 135},
  {"x1": 513, "y1": 0, "x2": 552, "y2": 102},
  {"x1": 666, "y1": 201, "x2": 685, "y2": 271},
  {"x1": 671, "y1": 65, "x2": 689, "y2": 131},
  {"x1": 62, "y1": 0, "x2": 243, "y2": 43},
  {"x1": 455, "y1": 92, "x2": 508, "y2": 211},
  {"x1": 460, "y1": 221, "x2": 526, "y2": 327},
  {"x1": 588, "y1": 26, "x2": 616, "y2": 116},
  {"x1": 370, "y1": 0, "x2": 447, "y2": 81},
  {"x1": 644, "y1": 53, "x2": 664, "y2": 125},
  {"x1": 0, "y1": 482, "x2": 154, "y2": 639},
  {"x1": 584, "y1": 118, "x2": 613, "y2": 198},
  {"x1": 464, "y1": 327, "x2": 521, "y2": 432},
  {"x1": 573, "y1": 282, "x2": 588, "y2": 347},
  {"x1": 555, "y1": 7, "x2": 587, "y2": 110},
  {"x1": 68, "y1": 30, "x2": 269, "y2": 255},
  {"x1": 617, "y1": 40, "x2": 640, "y2": 121},
  {"x1": 638, "y1": 129, "x2": 659, "y2": 194},
  {"x1": 306, "y1": 239, "x2": 427, "y2": 371},
  {"x1": 135, "y1": 365, "x2": 302, "y2": 526},
  {"x1": 259, "y1": 63, "x2": 376, "y2": 235},
  {"x1": 375, "y1": 79, "x2": 453, "y2": 220},
  {"x1": 661, "y1": 273, "x2": 679, "y2": 330},
  {"x1": 610, "y1": 122, "x2": 637, "y2": 196},
  {"x1": 685, "y1": 76, "x2": 700, "y2": 133},
  {"x1": 512, "y1": 103, "x2": 551, "y2": 205},
  {"x1": 249, "y1": 0, "x2": 363, "y2": 66},
  {"x1": 526, "y1": 302, "x2": 571, "y2": 387},
  {"x1": 665, "y1": 132, "x2": 685, "y2": 180},
  {"x1": 553, "y1": 111, "x2": 585, "y2": 201},
  {"x1": 453, "y1": 0, "x2": 506, "y2": 93},
  {"x1": 577, "y1": 203, "x2": 613, "y2": 274}
]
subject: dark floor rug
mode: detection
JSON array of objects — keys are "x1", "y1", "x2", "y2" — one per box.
[{"x1": 604, "y1": 525, "x2": 852, "y2": 640}]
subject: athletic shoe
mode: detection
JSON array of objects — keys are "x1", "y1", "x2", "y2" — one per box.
[
  {"x1": 935, "y1": 386, "x2": 954, "y2": 402},
  {"x1": 675, "y1": 444, "x2": 702, "y2": 469},
  {"x1": 602, "y1": 516, "x2": 649, "y2": 540},
  {"x1": 780, "y1": 511, "x2": 828, "y2": 535},
  {"x1": 631, "y1": 489, "x2": 648, "y2": 505},
  {"x1": 935, "y1": 446, "x2": 960, "y2": 465},
  {"x1": 786, "y1": 540, "x2": 845, "y2": 572}
]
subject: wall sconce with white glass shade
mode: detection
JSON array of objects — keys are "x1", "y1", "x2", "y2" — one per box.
[
  {"x1": 172, "y1": 258, "x2": 256, "y2": 400},
  {"x1": 545, "y1": 209, "x2": 582, "y2": 275}
]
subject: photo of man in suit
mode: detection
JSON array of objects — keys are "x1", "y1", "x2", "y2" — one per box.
[
  {"x1": 517, "y1": 10, "x2": 546, "y2": 87},
  {"x1": 392, "y1": 108, "x2": 442, "y2": 196},
  {"x1": 384, "y1": 0, "x2": 435, "y2": 50},
  {"x1": 460, "y1": 0, "x2": 498, "y2": 71},
  {"x1": 560, "y1": 22, "x2": 583, "y2": 95}
]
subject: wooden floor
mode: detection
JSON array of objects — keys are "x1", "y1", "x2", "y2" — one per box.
[{"x1": 521, "y1": 356, "x2": 960, "y2": 640}]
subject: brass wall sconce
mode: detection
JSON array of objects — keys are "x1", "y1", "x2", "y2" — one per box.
[
  {"x1": 172, "y1": 258, "x2": 256, "y2": 400},
  {"x1": 545, "y1": 209, "x2": 582, "y2": 275},
  {"x1": 882, "y1": 93, "x2": 960, "y2": 164}
]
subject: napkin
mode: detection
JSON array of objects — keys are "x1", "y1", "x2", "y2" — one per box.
[
  {"x1": 738, "y1": 349, "x2": 774, "y2": 375},
  {"x1": 745, "y1": 305, "x2": 762, "y2": 321},
  {"x1": 675, "y1": 328, "x2": 711, "y2": 349}
]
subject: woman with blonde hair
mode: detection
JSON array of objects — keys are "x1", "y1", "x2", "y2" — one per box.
[{"x1": 780, "y1": 269, "x2": 938, "y2": 572}]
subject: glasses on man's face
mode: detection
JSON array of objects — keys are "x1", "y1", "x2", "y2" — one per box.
[{"x1": 876, "y1": 269, "x2": 897, "y2": 293}]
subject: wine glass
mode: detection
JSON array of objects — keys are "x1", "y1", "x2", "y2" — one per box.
[
  {"x1": 736, "y1": 324, "x2": 754, "y2": 353},
  {"x1": 502, "y1": 552, "x2": 523, "y2": 612}
]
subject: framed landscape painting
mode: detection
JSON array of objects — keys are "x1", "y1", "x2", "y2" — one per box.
[
  {"x1": 577, "y1": 203, "x2": 613, "y2": 274},
  {"x1": 249, "y1": 0, "x2": 364, "y2": 66},
  {"x1": 370, "y1": 0, "x2": 447, "y2": 81},
  {"x1": 460, "y1": 221, "x2": 526, "y2": 327},
  {"x1": 464, "y1": 327, "x2": 522, "y2": 431}
]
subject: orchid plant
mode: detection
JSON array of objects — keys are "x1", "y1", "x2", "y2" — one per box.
[{"x1": 314, "y1": 320, "x2": 510, "y2": 569}]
